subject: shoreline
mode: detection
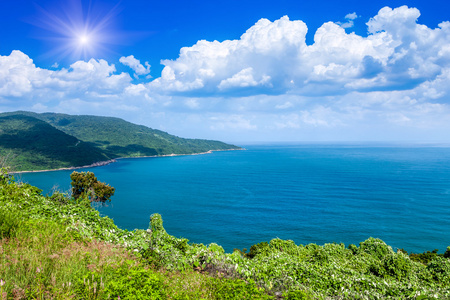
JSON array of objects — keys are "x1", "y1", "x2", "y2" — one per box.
[
  {"x1": 11, "y1": 159, "x2": 118, "y2": 174},
  {"x1": 12, "y1": 148, "x2": 244, "y2": 174}
]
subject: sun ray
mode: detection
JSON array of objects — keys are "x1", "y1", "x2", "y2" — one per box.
[{"x1": 29, "y1": 0, "x2": 123, "y2": 62}]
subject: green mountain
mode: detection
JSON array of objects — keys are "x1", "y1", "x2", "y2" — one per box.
[
  {"x1": 0, "y1": 115, "x2": 110, "y2": 171},
  {"x1": 0, "y1": 111, "x2": 241, "y2": 171}
]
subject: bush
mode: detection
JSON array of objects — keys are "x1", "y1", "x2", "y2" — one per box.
[
  {"x1": 409, "y1": 249, "x2": 440, "y2": 265},
  {"x1": 246, "y1": 242, "x2": 270, "y2": 259},
  {"x1": 103, "y1": 265, "x2": 166, "y2": 300},
  {"x1": 444, "y1": 246, "x2": 450, "y2": 258},
  {"x1": 210, "y1": 278, "x2": 272, "y2": 300},
  {"x1": 0, "y1": 207, "x2": 22, "y2": 238},
  {"x1": 427, "y1": 257, "x2": 450, "y2": 282},
  {"x1": 359, "y1": 237, "x2": 393, "y2": 260},
  {"x1": 0, "y1": 168, "x2": 13, "y2": 185},
  {"x1": 283, "y1": 289, "x2": 314, "y2": 300},
  {"x1": 382, "y1": 253, "x2": 413, "y2": 279}
]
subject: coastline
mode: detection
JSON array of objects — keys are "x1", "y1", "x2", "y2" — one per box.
[
  {"x1": 11, "y1": 159, "x2": 118, "y2": 174},
  {"x1": 11, "y1": 147, "x2": 244, "y2": 174}
]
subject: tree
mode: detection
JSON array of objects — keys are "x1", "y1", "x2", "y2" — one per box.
[{"x1": 70, "y1": 171, "x2": 115, "y2": 203}]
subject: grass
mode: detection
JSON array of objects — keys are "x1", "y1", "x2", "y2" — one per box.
[
  {"x1": 1, "y1": 224, "x2": 129, "y2": 299},
  {"x1": 0, "y1": 214, "x2": 270, "y2": 299}
]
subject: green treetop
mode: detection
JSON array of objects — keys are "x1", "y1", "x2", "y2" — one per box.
[{"x1": 70, "y1": 171, "x2": 115, "y2": 203}]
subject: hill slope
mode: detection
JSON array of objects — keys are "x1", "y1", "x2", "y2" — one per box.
[
  {"x1": 0, "y1": 111, "x2": 241, "y2": 171},
  {"x1": 0, "y1": 115, "x2": 110, "y2": 171}
]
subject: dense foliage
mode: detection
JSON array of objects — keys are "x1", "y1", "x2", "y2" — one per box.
[
  {"x1": 0, "y1": 115, "x2": 109, "y2": 171},
  {"x1": 0, "y1": 111, "x2": 241, "y2": 171},
  {"x1": 1, "y1": 168, "x2": 450, "y2": 299}
]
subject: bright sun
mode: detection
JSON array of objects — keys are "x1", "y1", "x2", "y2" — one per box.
[
  {"x1": 32, "y1": 1, "x2": 122, "y2": 61},
  {"x1": 79, "y1": 35, "x2": 90, "y2": 45}
]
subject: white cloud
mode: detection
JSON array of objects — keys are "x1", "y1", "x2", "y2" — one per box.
[
  {"x1": 149, "y1": 16, "x2": 307, "y2": 95},
  {"x1": 367, "y1": 6, "x2": 420, "y2": 35},
  {"x1": 31, "y1": 103, "x2": 48, "y2": 112},
  {"x1": 218, "y1": 67, "x2": 271, "y2": 90},
  {"x1": 338, "y1": 12, "x2": 359, "y2": 28},
  {"x1": 275, "y1": 102, "x2": 294, "y2": 109},
  {"x1": 345, "y1": 13, "x2": 358, "y2": 20},
  {"x1": 0, "y1": 51, "x2": 132, "y2": 102},
  {"x1": 209, "y1": 114, "x2": 257, "y2": 130},
  {"x1": 119, "y1": 55, "x2": 151, "y2": 76},
  {"x1": 0, "y1": 50, "x2": 47, "y2": 97},
  {"x1": 124, "y1": 83, "x2": 147, "y2": 96},
  {"x1": 184, "y1": 99, "x2": 200, "y2": 109}
]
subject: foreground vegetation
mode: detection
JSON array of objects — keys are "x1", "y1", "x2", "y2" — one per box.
[
  {"x1": 1, "y1": 168, "x2": 450, "y2": 299},
  {"x1": 0, "y1": 112, "x2": 241, "y2": 171}
]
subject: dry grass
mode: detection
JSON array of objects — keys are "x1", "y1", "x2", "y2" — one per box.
[
  {"x1": 0, "y1": 219, "x2": 135, "y2": 299},
  {"x1": 0, "y1": 219, "x2": 244, "y2": 299}
]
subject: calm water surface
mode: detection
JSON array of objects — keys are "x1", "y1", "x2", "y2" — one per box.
[{"x1": 19, "y1": 144, "x2": 450, "y2": 253}]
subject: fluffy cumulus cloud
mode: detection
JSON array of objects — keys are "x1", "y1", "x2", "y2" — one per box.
[
  {"x1": 0, "y1": 50, "x2": 49, "y2": 97},
  {"x1": 119, "y1": 55, "x2": 151, "y2": 77},
  {"x1": 2, "y1": 5, "x2": 450, "y2": 142},
  {"x1": 149, "y1": 6, "x2": 450, "y2": 98},
  {"x1": 149, "y1": 16, "x2": 308, "y2": 95},
  {"x1": 0, "y1": 50, "x2": 133, "y2": 108},
  {"x1": 337, "y1": 12, "x2": 358, "y2": 29}
]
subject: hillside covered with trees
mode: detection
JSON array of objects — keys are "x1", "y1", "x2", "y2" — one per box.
[
  {"x1": 0, "y1": 115, "x2": 110, "y2": 171},
  {"x1": 0, "y1": 111, "x2": 241, "y2": 171}
]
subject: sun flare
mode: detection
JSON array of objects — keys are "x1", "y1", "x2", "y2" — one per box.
[
  {"x1": 31, "y1": 0, "x2": 122, "y2": 61},
  {"x1": 79, "y1": 35, "x2": 90, "y2": 45}
]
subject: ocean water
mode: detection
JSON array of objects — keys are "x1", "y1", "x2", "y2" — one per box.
[{"x1": 18, "y1": 143, "x2": 450, "y2": 253}]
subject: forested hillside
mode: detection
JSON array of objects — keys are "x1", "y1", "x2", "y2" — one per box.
[
  {"x1": 0, "y1": 115, "x2": 109, "y2": 171},
  {"x1": 0, "y1": 111, "x2": 241, "y2": 171}
]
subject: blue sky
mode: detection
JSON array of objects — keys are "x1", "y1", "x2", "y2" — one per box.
[{"x1": 1, "y1": 0, "x2": 450, "y2": 143}]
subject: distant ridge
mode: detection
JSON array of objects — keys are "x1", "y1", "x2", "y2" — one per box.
[{"x1": 0, "y1": 111, "x2": 241, "y2": 171}]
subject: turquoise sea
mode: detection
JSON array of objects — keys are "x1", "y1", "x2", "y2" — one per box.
[{"x1": 18, "y1": 143, "x2": 450, "y2": 253}]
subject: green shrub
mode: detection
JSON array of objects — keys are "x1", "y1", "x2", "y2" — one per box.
[
  {"x1": 444, "y1": 246, "x2": 450, "y2": 258},
  {"x1": 283, "y1": 289, "x2": 314, "y2": 300},
  {"x1": 0, "y1": 206, "x2": 22, "y2": 238},
  {"x1": 359, "y1": 237, "x2": 393, "y2": 260},
  {"x1": 0, "y1": 167, "x2": 13, "y2": 185},
  {"x1": 49, "y1": 191, "x2": 71, "y2": 205},
  {"x1": 210, "y1": 278, "x2": 272, "y2": 300},
  {"x1": 348, "y1": 244, "x2": 358, "y2": 254},
  {"x1": 103, "y1": 265, "x2": 166, "y2": 300},
  {"x1": 427, "y1": 257, "x2": 450, "y2": 282},
  {"x1": 382, "y1": 253, "x2": 413, "y2": 279},
  {"x1": 409, "y1": 249, "x2": 440, "y2": 265},
  {"x1": 246, "y1": 242, "x2": 270, "y2": 259},
  {"x1": 269, "y1": 239, "x2": 299, "y2": 256}
]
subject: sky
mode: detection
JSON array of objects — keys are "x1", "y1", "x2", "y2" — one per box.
[{"x1": 1, "y1": 0, "x2": 450, "y2": 143}]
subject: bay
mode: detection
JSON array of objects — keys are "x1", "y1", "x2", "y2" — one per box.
[{"x1": 18, "y1": 143, "x2": 450, "y2": 253}]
